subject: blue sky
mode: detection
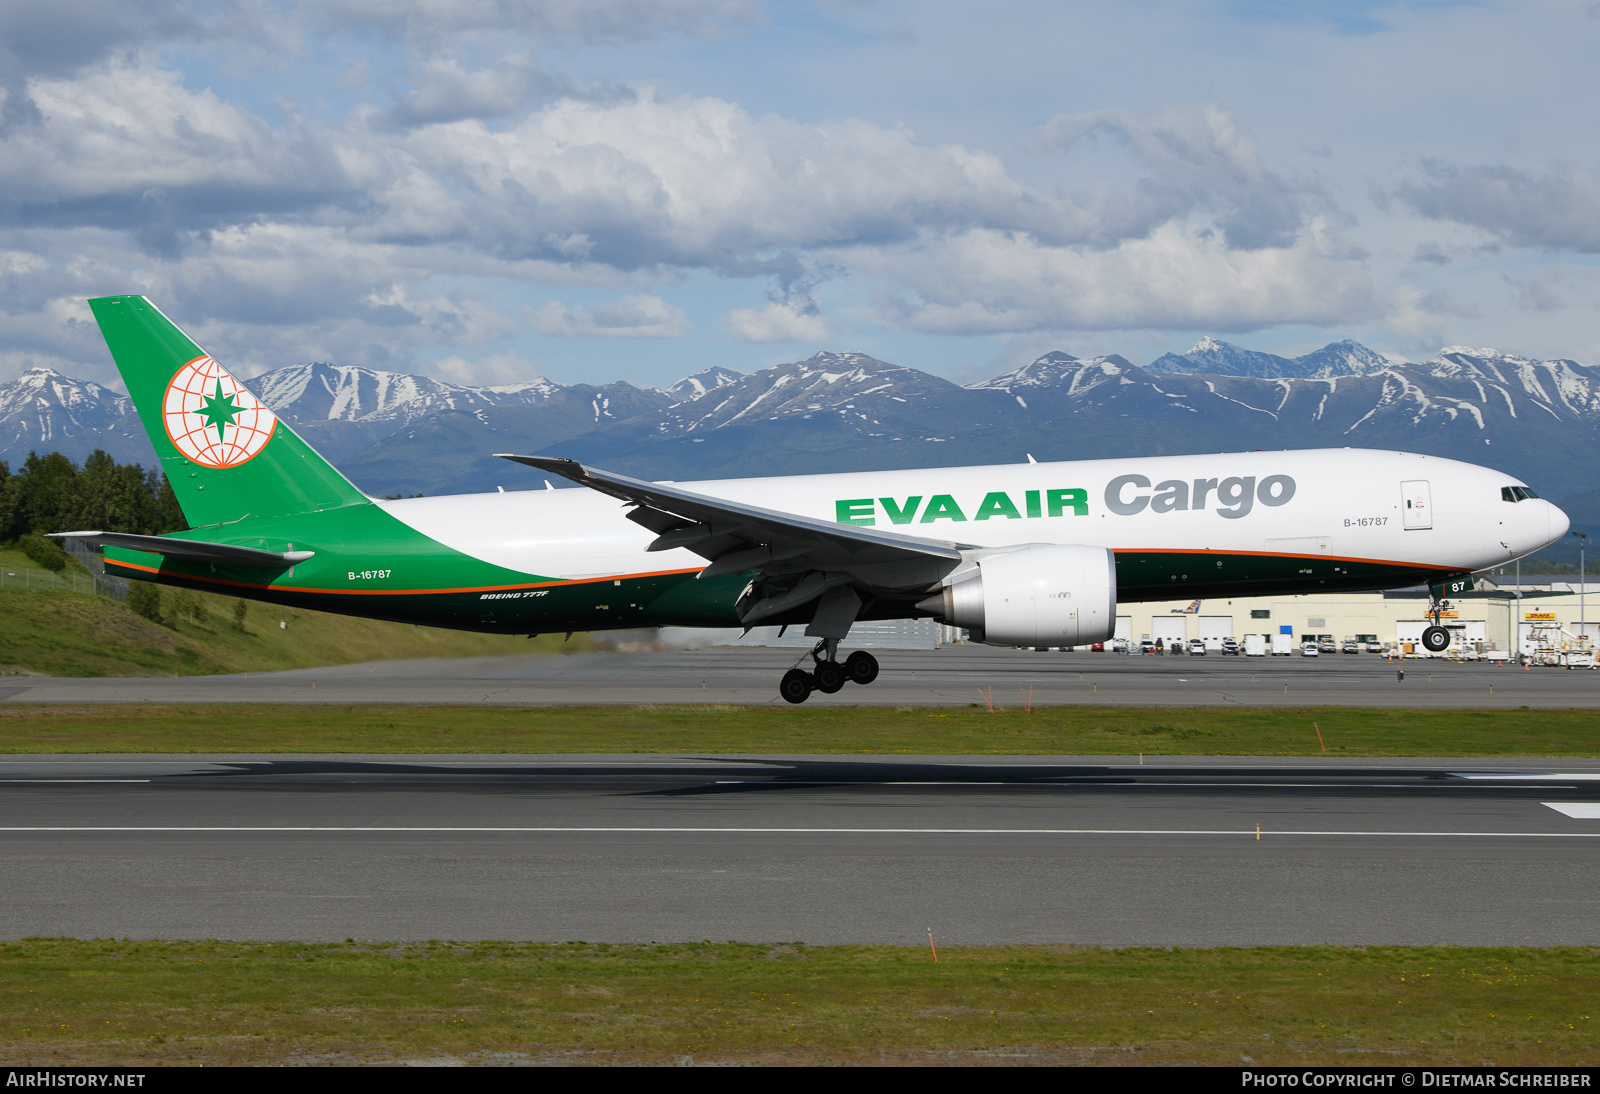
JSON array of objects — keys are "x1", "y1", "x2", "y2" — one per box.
[{"x1": 2, "y1": 0, "x2": 1598, "y2": 390}]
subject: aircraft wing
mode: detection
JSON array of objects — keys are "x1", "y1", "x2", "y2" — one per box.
[
  {"x1": 51, "y1": 531, "x2": 315, "y2": 569},
  {"x1": 495, "y1": 455, "x2": 966, "y2": 581}
]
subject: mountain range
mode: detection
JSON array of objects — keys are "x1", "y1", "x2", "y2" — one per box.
[{"x1": 1, "y1": 338, "x2": 1594, "y2": 549}]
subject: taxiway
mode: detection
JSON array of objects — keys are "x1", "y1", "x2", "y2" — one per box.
[{"x1": 1, "y1": 645, "x2": 1595, "y2": 707}]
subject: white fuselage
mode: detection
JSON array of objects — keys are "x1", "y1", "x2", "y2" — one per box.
[{"x1": 381, "y1": 448, "x2": 1567, "y2": 585}]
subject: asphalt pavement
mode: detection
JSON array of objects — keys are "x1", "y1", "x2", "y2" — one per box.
[{"x1": 3, "y1": 752, "x2": 1599, "y2": 945}]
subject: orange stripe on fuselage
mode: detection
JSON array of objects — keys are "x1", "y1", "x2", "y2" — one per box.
[{"x1": 104, "y1": 560, "x2": 706, "y2": 595}]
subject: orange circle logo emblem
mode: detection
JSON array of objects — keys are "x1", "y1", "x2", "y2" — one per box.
[{"x1": 162, "y1": 355, "x2": 277, "y2": 468}]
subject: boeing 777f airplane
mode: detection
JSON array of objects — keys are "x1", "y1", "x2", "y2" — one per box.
[{"x1": 57, "y1": 296, "x2": 1570, "y2": 702}]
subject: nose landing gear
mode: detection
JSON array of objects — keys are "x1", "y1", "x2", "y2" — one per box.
[
  {"x1": 1421, "y1": 588, "x2": 1456, "y2": 654},
  {"x1": 778, "y1": 641, "x2": 882, "y2": 704}
]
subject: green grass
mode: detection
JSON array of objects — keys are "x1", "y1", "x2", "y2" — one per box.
[
  {"x1": 0, "y1": 702, "x2": 1596, "y2": 755},
  {"x1": 0, "y1": 547, "x2": 593, "y2": 677},
  {"x1": 2, "y1": 940, "x2": 1595, "y2": 1066}
]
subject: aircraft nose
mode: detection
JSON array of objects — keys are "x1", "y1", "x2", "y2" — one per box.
[{"x1": 1550, "y1": 501, "x2": 1571, "y2": 544}]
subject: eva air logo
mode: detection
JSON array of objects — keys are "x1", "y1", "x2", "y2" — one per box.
[{"x1": 162, "y1": 355, "x2": 277, "y2": 469}]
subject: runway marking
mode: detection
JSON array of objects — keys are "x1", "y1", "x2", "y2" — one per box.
[
  {"x1": 0, "y1": 780, "x2": 150, "y2": 784},
  {"x1": 1543, "y1": 803, "x2": 1600, "y2": 819},
  {"x1": 0, "y1": 826, "x2": 1593, "y2": 838},
  {"x1": 1456, "y1": 774, "x2": 1600, "y2": 781}
]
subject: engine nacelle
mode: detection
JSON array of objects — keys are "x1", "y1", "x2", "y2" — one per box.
[{"x1": 917, "y1": 544, "x2": 1117, "y2": 647}]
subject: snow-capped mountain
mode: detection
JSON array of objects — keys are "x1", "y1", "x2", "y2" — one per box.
[
  {"x1": 0, "y1": 368, "x2": 131, "y2": 450},
  {"x1": 1149, "y1": 337, "x2": 1395, "y2": 379},
  {"x1": 4, "y1": 342, "x2": 1596, "y2": 509},
  {"x1": 652, "y1": 352, "x2": 964, "y2": 437},
  {"x1": 529, "y1": 344, "x2": 1600, "y2": 500},
  {"x1": 968, "y1": 352, "x2": 1137, "y2": 396},
  {"x1": 336, "y1": 379, "x2": 677, "y2": 497},
  {"x1": 0, "y1": 368, "x2": 141, "y2": 467},
  {"x1": 664, "y1": 366, "x2": 743, "y2": 404},
  {"x1": 237, "y1": 363, "x2": 567, "y2": 461},
  {"x1": 245, "y1": 363, "x2": 562, "y2": 427}
]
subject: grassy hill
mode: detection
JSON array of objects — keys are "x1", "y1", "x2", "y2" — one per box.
[{"x1": 0, "y1": 547, "x2": 592, "y2": 677}]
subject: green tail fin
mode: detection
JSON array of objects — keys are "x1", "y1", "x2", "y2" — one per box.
[{"x1": 89, "y1": 295, "x2": 369, "y2": 527}]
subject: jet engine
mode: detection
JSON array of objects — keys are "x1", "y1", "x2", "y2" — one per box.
[{"x1": 916, "y1": 544, "x2": 1117, "y2": 647}]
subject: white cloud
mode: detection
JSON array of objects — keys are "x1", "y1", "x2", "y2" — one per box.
[
  {"x1": 722, "y1": 301, "x2": 828, "y2": 343},
  {"x1": 315, "y1": 0, "x2": 757, "y2": 48},
  {"x1": 1382, "y1": 284, "x2": 1465, "y2": 344},
  {"x1": 0, "y1": 45, "x2": 1384, "y2": 363},
  {"x1": 1395, "y1": 160, "x2": 1600, "y2": 253},
  {"x1": 0, "y1": 57, "x2": 348, "y2": 258},
  {"x1": 1036, "y1": 102, "x2": 1335, "y2": 250},
  {"x1": 851, "y1": 220, "x2": 1374, "y2": 335},
  {"x1": 0, "y1": 39, "x2": 1398, "y2": 383},
  {"x1": 376, "y1": 55, "x2": 558, "y2": 129},
  {"x1": 365, "y1": 88, "x2": 1047, "y2": 271},
  {"x1": 428, "y1": 351, "x2": 547, "y2": 386},
  {"x1": 527, "y1": 293, "x2": 692, "y2": 338}
]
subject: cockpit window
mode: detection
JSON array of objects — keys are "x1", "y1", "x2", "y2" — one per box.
[{"x1": 1501, "y1": 486, "x2": 1541, "y2": 502}]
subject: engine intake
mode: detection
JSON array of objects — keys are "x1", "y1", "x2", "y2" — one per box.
[{"x1": 916, "y1": 544, "x2": 1117, "y2": 647}]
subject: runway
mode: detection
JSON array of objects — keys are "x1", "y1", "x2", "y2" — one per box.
[
  {"x1": 4, "y1": 752, "x2": 1600, "y2": 946},
  {"x1": 2, "y1": 644, "x2": 1597, "y2": 706}
]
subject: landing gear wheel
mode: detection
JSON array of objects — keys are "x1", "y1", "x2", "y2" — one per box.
[
  {"x1": 813, "y1": 660, "x2": 845, "y2": 693},
  {"x1": 845, "y1": 650, "x2": 879, "y2": 685},
  {"x1": 1421, "y1": 625, "x2": 1451, "y2": 653},
  {"x1": 779, "y1": 668, "x2": 814, "y2": 704}
]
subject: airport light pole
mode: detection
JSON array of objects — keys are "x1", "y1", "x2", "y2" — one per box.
[
  {"x1": 1515, "y1": 559, "x2": 1522, "y2": 662},
  {"x1": 1577, "y1": 531, "x2": 1589, "y2": 647}
]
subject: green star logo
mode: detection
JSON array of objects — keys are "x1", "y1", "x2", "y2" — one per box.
[{"x1": 195, "y1": 380, "x2": 243, "y2": 445}]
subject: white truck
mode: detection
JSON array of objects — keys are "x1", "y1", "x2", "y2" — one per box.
[
  {"x1": 1271, "y1": 632, "x2": 1294, "y2": 656},
  {"x1": 1244, "y1": 633, "x2": 1266, "y2": 657}
]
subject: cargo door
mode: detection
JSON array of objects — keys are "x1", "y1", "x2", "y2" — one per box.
[
  {"x1": 1151, "y1": 617, "x2": 1186, "y2": 646},
  {"x1": 1401, "y1": 480, "x2": 1432, "y2": 530},
  {"x1": 1198, "y1": 615, "x2": 1233, "y2": 649}
]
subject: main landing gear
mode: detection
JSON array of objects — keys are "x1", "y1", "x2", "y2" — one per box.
[{"x1": 779, "y1": 639, "x2": 880, "y2": 704}]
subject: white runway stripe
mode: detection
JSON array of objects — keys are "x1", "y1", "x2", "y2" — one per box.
[
  {"x1": 1543, "y1": 803, "x2": 1600, "y2": 818},
  {"x1": 1457, "y1": 774, "x2": 1600, "y2": 780}
]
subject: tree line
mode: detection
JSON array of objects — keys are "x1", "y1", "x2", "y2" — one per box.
[{"x1": 1, "y1": 450, "x2": 186, "y2": 571}]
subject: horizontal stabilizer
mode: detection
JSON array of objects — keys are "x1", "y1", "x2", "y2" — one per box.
[{"x1": 51, "y1": 531, "x2": 314, "y2": 569}]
